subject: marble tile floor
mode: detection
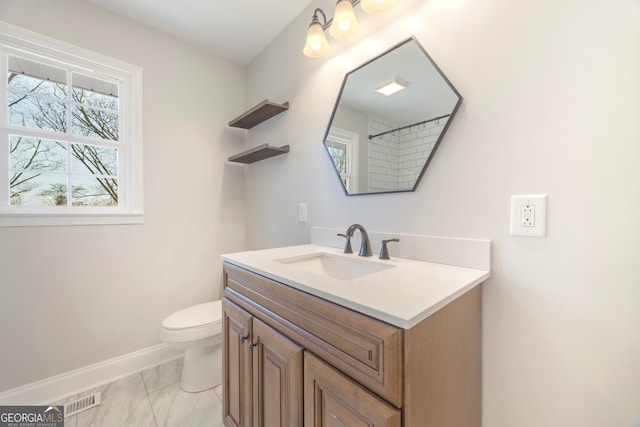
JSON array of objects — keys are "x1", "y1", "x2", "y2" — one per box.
[{"x1": 54, "y1": 358, "x2": 224, "y2": 427}]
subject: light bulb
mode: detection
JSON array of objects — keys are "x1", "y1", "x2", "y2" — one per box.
[
  {"x1": 303, "y1": 14, "x2": 331, "y2": 57},
  {"x1": 338, "y1": 20, "x2": 352, "y2": 31},
  {"x1": 329, "y1": 0, "x2": 360, "y2": 39}
]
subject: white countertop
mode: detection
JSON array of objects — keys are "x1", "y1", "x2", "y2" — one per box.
[{"x1": 221, "y1": 244, "x2": 490, "y2": 329}]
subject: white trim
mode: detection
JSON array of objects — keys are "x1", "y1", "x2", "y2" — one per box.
[
  {"x1": 0, "y1": 212, "x2": 144, "y2": 227},
  {"x1": 326, "y1": 127, "x2": 359, "y2": 193},
  {"x1": 0, "y1": 344, "x2": 183, "y2": 405},
  {"x1": 0, "y1": 22, "x2": 137, "y2": 78}
]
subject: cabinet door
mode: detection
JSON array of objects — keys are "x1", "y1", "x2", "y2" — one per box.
[
  {"x1": 223, "y1": 298, "x2": 253, "y2": 427},
  {"x1": 304, "y1": 352, "x2": 401, "y2": 427},
  {"x1": 252, "y1": 318, "x2": 303, "y2": 426}
]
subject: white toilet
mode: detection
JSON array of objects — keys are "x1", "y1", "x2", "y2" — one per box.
[{"x1": 160, "y1": 300, "x2": 223, "y2": 393}]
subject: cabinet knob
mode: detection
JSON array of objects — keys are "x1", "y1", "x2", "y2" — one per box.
[
  {"x1": 249, "y1": 341, "x2": 258, "y2": 349},
  {"x1": 240, "y1": 334, "x2": 249, "y2": 342}
]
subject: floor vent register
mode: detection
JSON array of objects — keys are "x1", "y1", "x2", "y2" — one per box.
[{"x1": 64, "y1": 392, "x2": 102, "y2": 417}]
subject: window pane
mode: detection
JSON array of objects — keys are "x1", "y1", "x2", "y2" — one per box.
[
  {"x1": 72, "y1": 73, "x2": 118, "y2": 108},
  {"x1": 8, "y1": 56, "x2": 67, "y2": 99},
  {"x1": 71, "y1": 73, "x2": 119, "y2": 141},
  {"x1": 71, "y1": 106, "x2": 119, "y2": 140},
  {"x1": 327, "y1": 145, "x2": 347, "y2": 174},
  {"x1": 70, "y1": 144, "x2": 117, "y2": 176},
  {"x1": 8, "y1": 73, "x2": 67, "y2": 99},
  {"x1": 10, "y1": 173, "x2": 67, "y2": 206},
  {"x1": 71, "y1": 176, "x2": 118, "y2": 206},
  {"x1": 10, "y1": 136, "x2": 67, "y2": 172},
  {"x1": 8, "y1": 92, "x2": 67, "y2": 132}
]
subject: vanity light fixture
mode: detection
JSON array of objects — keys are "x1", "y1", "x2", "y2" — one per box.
[
  {"x1": 303, "y1": 0, "x2": 398, "y2": 57},
  {"x1": 375, "y1": 76, "x2": 408, "y2": 96},
  {"x1": 329, "y1": 0, "x2": 361, "y2": 39},
  {"x1": 361, "y1": 0, "x2": 397, "y2": 14},
  {"x1": 303, "y1": 8, "x2": 331, "y2": 57}
]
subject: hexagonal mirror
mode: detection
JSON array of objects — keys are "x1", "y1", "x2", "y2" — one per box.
[{"x1": 323, "y1": 37, "x2": 462, "y2": 196}]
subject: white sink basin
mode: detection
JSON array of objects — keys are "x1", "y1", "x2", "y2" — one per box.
[
  {"x1": 222, "y1": 243, "x2": 491, "y2": 328},
  {"x1": 274, "y1": 252, "x2": 394, "y2": 281}
]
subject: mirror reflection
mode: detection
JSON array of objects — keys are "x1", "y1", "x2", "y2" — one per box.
[{"x1": 323, "y1": 37, "x2": 462, "y2": 195}]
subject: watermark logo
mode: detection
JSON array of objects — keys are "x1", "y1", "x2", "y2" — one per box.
[{"x1": 0, "y1": 405, "x2": 64, "y2": 427}]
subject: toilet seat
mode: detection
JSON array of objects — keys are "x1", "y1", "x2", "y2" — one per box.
[
  {"x1": 163, "y1": 301, "x2": 221, "y2": 330},
  {"x1": 161, "y1": 301, "x2": 222, "y2": 343}
]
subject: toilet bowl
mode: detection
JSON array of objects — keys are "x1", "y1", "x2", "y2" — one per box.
[{"x1": 160, "y1": 300, "x2": 222, "y2": 392}]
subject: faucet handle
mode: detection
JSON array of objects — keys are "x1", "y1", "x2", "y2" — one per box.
[
  {"x1": 337, "y1": 233, "x2": 353, "y2": 254},
  {"x1": 379, "y1": 238, "x2": 399, "y2": 260}
]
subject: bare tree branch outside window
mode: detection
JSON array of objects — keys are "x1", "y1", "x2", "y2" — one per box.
[{"x1": 7, "y1": 60, "x2": 120, "y2": 207}]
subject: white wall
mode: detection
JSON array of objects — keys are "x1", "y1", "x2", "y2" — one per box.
[
  {"x1": 244, "y1": 0, "x2": 640, "y2": 426},
  {"x1": 0, "y1": 0, "x2": 246, "y2": 392}
]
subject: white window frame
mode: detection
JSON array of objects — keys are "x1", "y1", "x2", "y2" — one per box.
[
  {"x1": 0, "y1": 22, "x2": 143, "y2": 227},
  {"x1": 326, "y1": 127, "x2": 358, "y2": 193}
]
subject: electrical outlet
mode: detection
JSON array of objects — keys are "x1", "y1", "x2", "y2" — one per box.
[
  {"x1": 511, "y1": 195, "x2": 547, "y2": 237},
  {"x1": 521, "y1": 204, "x2": 535, "y2": 227},
  {"x1": 298, "y1": 203, "x2": 307, "y2": 222}
]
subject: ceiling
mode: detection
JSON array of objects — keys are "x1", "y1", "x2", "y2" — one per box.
[
  {"x1": 87, "y1": 0, "x2": 315, "y2": 66},
  {"x1": 338, "y1": 39, "x2": 459, "y2": 123}
]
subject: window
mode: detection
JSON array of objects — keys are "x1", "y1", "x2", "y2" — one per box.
[
  {"x1": 0, "y1": 23, "x2": 143, "y2": 226},
  {"x1": 325, "y1": 128, "x2": 358, "y2": 193}
]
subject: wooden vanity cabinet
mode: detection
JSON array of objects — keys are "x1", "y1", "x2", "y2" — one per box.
[
  {"x1": 304, "y1": 351, "x2": 401, "y2": 427},
  {"x1": 222, "y1": 262, "x2": 482, "y2": 427},
  {"x1": 223, "y1": 299, "x2": 252, "y2": 427},
  {"x1": 223, "y1": 299, "x2": 303, "y2": 427}
]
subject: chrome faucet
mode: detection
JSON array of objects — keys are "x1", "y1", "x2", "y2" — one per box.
[
  {"x1": 345, "y1": 224, "x2": 373, "y2": 257},
  {"x1": 337, "y1": 233, "x2": 353, "y2": 254},
  {"x1": 379, "y1": 238, "x2": 399, "y2": 260}
]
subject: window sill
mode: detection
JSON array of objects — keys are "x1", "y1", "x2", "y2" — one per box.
[{"x1": 0, "y1": 212, "x2": 144, "y2": 227}]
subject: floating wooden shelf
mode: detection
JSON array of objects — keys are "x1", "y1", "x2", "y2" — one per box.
[
  {"x1": 228, "y1": 144, "x2": 289, "y2": 164},
  {"x1": 228, "y1": 100, "x2": 289, "y2": 129}
]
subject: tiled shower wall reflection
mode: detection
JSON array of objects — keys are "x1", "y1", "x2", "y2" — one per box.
[{"x1": 368, "y1": 114, "x2": 444, "y2": 192}]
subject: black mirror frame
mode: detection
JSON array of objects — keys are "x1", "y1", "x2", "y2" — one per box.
[{"x1": 322, "y1": 36, "x2": 463, "y2": 196}]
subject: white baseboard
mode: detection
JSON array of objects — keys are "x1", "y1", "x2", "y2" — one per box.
[{"x1": 0, "y1": 344, "x2": 183, "y2": 405}]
